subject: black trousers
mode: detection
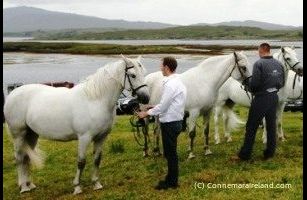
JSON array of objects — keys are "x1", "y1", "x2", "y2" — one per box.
[
  {"x1": 239, "y1": 92, "x2": 278, "y2": 160},
  {"x1": 160, "y1": 120, "x2": 182, "y2": 185}
]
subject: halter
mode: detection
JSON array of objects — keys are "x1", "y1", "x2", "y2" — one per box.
[
  {"x1": 280, "y1": 48, "x2": 301, "y2": 71},
  {"x1": 123, "y1": 65, "x2": 147, "y2": 96},
  {"x1": 288, "y1": 73, "x2": 303, "y2": 101},
  {"x1": 230, "y1": 52, "x2": 253, "y2": 102},
  {"x1": 229, "y1": 52, "x2": 247, "y2": 79}
]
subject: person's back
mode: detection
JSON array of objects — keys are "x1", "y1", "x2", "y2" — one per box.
[{"x1": 249, "y1": 56, "x2": 284, "y2": 95}]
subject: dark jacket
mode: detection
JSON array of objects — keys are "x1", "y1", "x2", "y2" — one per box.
[{"x1": 245, "y1": 56, "x2": 284, "y2": 96}]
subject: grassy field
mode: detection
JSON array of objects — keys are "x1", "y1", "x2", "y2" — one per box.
[{"x1": 3, "y1": 106, "x2": 303, "y2": 200}]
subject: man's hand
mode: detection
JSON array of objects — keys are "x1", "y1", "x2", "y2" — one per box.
[
  {"x1": 143, "y1": 105, "x2": 154, "y2": 110},
  {"x1": 137, "y1": 111, "x2": 148, "y2": 119}
]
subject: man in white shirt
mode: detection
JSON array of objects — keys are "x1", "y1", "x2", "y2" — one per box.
[{"x1": 137, "y1": 56, "x2": 187, "y2": 190}]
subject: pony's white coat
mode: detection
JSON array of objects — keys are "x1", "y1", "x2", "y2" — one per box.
[{"x1": 4, "y1": 55, "x2": 149, "y2": 194}]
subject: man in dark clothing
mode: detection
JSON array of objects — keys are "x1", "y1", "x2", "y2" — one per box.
[{"x1": 231, "y1": 43, "x2": 284, "y2": 161}]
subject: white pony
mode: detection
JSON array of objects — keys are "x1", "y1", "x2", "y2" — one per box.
[
  {"x1": 214, "y1": 47, "x2": 303, "y2": 144},
  {"x1": 145, "y1": 52, "x2": 251, "y2": 159},
  {"x1": 4, "y1": 55, "x2": 149, "y2": 194}
]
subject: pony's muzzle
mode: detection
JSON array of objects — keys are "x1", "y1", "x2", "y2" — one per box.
[
  {"x1": 297, "y1": 68, "x2": 303, "y2": 77},
  {"x1": 136, "y1": 93, "x2": 150, "y2": 104},
  {"x1": 135, "y1": 88, "x2": 150, "y2": 104}
]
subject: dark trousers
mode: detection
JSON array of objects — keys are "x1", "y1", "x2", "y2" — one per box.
[
  {"x1": 160, "y1": 120, "x2": 182, "y2": 185},
  {"x1": 239, "y1": 93, "x2": 278, "y2": 160}
]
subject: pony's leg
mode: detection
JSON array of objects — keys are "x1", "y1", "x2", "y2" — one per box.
[
  {"x1": 73, "y1": 134, "x2": 91, "y2": 195},
  {"x1": 222, "y1": 110, "x2": 232, "y2": 142},
  {"x1": 262, "y1": 119, "x2": 267, "y2": 144},
  {"x1": 92, "y1": 134, "x2": 108, "y2": 191},
  {"x1": 214, "y1": 106, "x2": 221, "y2": 144},
  {"x1": 14, "y1": 135, "x2": 31, "y2": 193},
  {"x1": 142, "y1": 120, "x2": 149, "y2": 157},
  {"x1": 187, "y1": 110, "x2": 199, "y2": 159},
  {"x1": 23, "y1": 127, "x2": 39, "y2": 191},
  {"x1": 203, "y1": 111, "x2": 212, "y2": 155},
  {"x1": 277, "y1": 103, "x2": 286, "y2": 141},
  {"x1": 153, "y1": 117, "x2": 162, "y2": 156},
  {"x1": 12, "y1": 127, "x2": 38, "y2": 193}
]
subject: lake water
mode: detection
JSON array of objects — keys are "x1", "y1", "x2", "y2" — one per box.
[
  {"x1": 3, "y1": 39, "x2": 303, "y2": 95},
  {"x1": 3, "y1": 37, "x2": 303, "y2": 47}
]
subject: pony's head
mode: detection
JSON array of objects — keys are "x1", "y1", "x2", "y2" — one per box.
[
  {"x1": 275, "y1": 46, "x2": 303, "y2": 76},
  {"x1": 229, "y1": 51, "x2": 251, "y2": 82},
  {"x1": 121, "y1": 55, "x2": 150, "y2": 104}
]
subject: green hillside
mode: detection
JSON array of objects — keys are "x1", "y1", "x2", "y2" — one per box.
[{"x1": 31, "y1": 26, "x2": 302, "y2": 40}]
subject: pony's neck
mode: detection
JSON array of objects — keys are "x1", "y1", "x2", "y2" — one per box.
[
  {"x1": 200, "y1": 54, "x2": 236, "y2": 90},
  {"x1": 274, "y1": 51, "x2": 290, "y2": 93},
  {"x1": 81, "y1": 62, "x2": 124, "y2": 107}
]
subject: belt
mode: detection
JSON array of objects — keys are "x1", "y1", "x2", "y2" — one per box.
[{"x1": 266, "y1": 87, "x2": 278, "y2": 93}]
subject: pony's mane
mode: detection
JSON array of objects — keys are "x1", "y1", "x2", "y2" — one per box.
[
  {"x1": 197, "y1": 54, "x2": 231, "y2": 68},
  {"x1": 81, "y1": 61, "x2": 123, "y2": 99}
]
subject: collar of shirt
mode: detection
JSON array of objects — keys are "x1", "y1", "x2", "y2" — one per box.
[
  {"x1": 163, "y1": 74, "x2": 177, "y2": 85},
  {"x1": 261, "y1": 56, "x2": 273, "y2": 59}
]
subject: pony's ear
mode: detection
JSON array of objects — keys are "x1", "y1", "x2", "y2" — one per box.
[
  {"x1": 121, "y1": 54, "x2": 130, "y2": 64},
  {"x1": 291, "y1": 45, "x2": 295, "y2": 50},
  {"x1": 137, "y1": 55, "x2": 142, "y2": 62}
]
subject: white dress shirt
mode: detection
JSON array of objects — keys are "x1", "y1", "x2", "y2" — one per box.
[{"x1": 147, "y1": 74, "x2": 187, "y2": 123}]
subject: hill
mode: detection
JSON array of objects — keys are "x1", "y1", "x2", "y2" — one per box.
[{"x1": 3, "y1": 6, "x2": 176, "y2": 32}]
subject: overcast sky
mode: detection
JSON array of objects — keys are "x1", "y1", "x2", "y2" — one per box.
[{"x1": 3, "y1": 0, "x2": 303, "y2": 26}]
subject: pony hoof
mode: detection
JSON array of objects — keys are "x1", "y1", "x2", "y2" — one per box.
[
  {"x1": 143, "y1": 153, "x2": 149, "y2": 157},
  {"x1": 279, "y1": 137, "x2": 286, "y2": 142},
  {"x1": 29, "y1": 183, "x2": 37, "y2": 190},
  {"x1": 215, "y1": 140, "x2": 220, "y2": 144},
  {"x1": 205, "y1": 149, "x2": 212, "y2": 155},
  {"x1": 20, "y1": 182, "x2": 35, "y2": 193},
  {"x1": 73, "y1": 186, "x2": 82, "y2": 195},
  {"x1": 226, "y1": 137, "x2": 232, "y2": 143},
  {"x1": 20, "y1": 186, "x2": 31, "y2": 194},
  {"x1": 188, "y1": 153, "x2": 196, "y2": 160},
  {"x1": 154, "y1": 152, "x2": 162, "y2": 157},
  {"x1": 93, "y1": 182, "x2": 103, "y2": 190}
]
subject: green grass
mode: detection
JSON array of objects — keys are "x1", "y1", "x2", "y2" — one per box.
[{"x1": 3, "y1": 106, "x2": 303, "y2": 200}]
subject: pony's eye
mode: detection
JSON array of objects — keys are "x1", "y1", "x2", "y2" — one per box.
[
  {"x1": 241, "y1": 66, "x2": 247, "y2": 72},
  {"x1": 286, "y1": 57, "x2": 291, "y2": 60},
  {"x1": 130, "y1": 74, "x2": 136, "y2": 78}
]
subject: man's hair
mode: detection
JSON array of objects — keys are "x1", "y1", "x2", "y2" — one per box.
[
  {"x1": 259, "y1": 43, "x2": 271, "y2": 52},
  {"x1": 162, "y1": 56, "x2": 177, "y2": 72}
]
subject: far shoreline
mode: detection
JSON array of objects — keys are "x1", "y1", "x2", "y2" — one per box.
[{"x1": 3, "y1": 42, "x2": 300, "y2": 56}]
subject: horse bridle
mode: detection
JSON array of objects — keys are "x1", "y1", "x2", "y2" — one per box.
[
  {"x1": 229, "y1": 52, "x2": 248, "y2": 79},
  {"x1": 123, "y1": 65, "x2": 147, "y2": 96},
  {"x1": 279, "y1": 48, "x2": 302, "y2": 100},
  {"x1": 230, "y1": 52, "x2": 253, "y2": 101},
  {"x1": 288, "y1": 73, "x2": 303, "y2": 101},
  {"x1": 280, "y1": 48, "x2": 301, "y2": 71}
]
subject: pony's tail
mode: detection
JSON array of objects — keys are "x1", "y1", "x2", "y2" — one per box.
[
  {"x1": 222, "y1": 106, "x2": 245, "y2": 131},
  {"x1": 23, "y1": 144, "x2": 45, "y2": 169}
]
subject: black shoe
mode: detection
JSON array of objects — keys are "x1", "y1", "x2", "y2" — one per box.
[
  {"x1": 262, "y1": 155, "x2": 274, "y2": 161},
  {"x1": 154, "y1": 181, "x2": 178, "y2": 190}
]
